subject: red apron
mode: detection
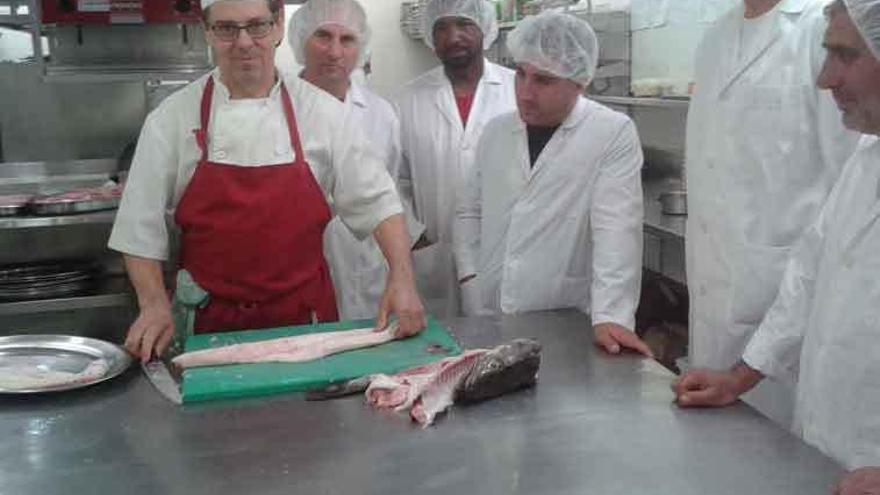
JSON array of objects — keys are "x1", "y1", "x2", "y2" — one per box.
[{"x1": 174, "y1": 76, "x2": 338, "y2": 334}]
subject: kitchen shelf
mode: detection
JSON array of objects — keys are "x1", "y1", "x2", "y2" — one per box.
[
  {"x1": 0, "y1": 276, "x2": 132, "y2": 316},
  {"x1": 42, "y1": 65, "x2": 209, "y2": 84},
  {"x1": 591, "y1": 95, "x2": 690, "y2": 109},
  {"x1": 0, "y1": 209, "x2": 116, "y2": 229}
]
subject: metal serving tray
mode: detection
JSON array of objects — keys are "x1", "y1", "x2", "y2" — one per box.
[
  {"x1": 0, "y1": 195, "x2": 34, "y2": 217},
  {"x1": 29, "y1": 196, "x2": 121, "y2": 216},
  {"x1": 0, "y1": 335, "x2": 133, "y2": 393}
]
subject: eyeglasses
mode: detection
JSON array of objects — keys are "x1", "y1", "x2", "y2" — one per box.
[{"x1": 209, "y1": 19, "x2": 275, "y2": 42}]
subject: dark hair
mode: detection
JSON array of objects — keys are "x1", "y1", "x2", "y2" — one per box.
[{"x1": 201, "y1": 0, "x2": 282, "y2": 23}]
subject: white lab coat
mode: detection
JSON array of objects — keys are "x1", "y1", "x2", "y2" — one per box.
[
  {"x1": 454, "y1": 98, "x2": 644, "y2": 329},
  {"x1": 322, "y1": 81, "x2": 425, "y2": 320},
  {"x1": 743, "y1": 135, "x2": 880, "y2": 469},
  {"x1": 109, "y1": 69, "x2": 402, "y2": 262},
  {"x1": 685, "y1": 0, "x2": 859, "y2": 427},
  {"x1": 396, "y1": 60, "x2": 516, "y2": 316}
]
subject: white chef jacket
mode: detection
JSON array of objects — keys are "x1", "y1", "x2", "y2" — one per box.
[
  {"x1": 743, "y1": 135, "x2": 880, "y2": 469},
  {"x1": 454, "y1": 97, "x2": 644, "y2": 330},
  {"x1": 109, "y1": 69, "x2": 402, "y2": 261},
  {"x1": 685, "y1": 0, "x2": 860, "y2": 426},
  {"x1": 396, "y1": 60, "x2": 516, "y2": 315}
]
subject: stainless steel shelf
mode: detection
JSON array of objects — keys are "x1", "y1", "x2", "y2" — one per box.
[
  {"x1": 0, "y1": 209, "x2": 116, "y2": 229},
  {"x1": 0, "y1": 277, "x2": 132, "y2": 316},
  {"x1": 43, "y1": 65, "x2": 209, "y2": 84},
  {"x1": 591, "y1": 95, "x2": 690, "y2": 109}
]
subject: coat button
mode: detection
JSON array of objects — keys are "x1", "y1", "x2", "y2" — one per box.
[
  {"x1": 707, "y1": 159, "x2": 715, "y2": 170},
  {"x1": 275, "y1": 146, "x2": 287, "y2": 157},
  {"x1": 215, "y1": 150, "x2": 227, "y2": 160}
]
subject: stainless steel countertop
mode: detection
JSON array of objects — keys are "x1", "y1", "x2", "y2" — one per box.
[{"x1": 0, "y1": 311, "x2": 840, "y2": 495}]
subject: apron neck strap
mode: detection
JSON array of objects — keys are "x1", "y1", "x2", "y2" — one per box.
[
  {"x1": 194, "y1": 76, "x2": 215, "y2": 162},
  {"x1": 280, "y1": 83, "x2": 306, "y2": 164}
]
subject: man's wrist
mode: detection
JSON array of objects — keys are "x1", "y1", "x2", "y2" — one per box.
[{"x1": 730, "y1": 361, "x2": 764, "y2": 395}]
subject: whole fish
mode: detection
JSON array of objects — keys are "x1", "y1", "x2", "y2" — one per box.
[{"x1": 306, "y1": 338, "x2": 542, "y2": 427}]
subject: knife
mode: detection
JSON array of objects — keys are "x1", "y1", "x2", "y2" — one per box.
[
  {"x1": 305, "y1": 375, "x2": 375, "y2": 401},
  {"x1": 141, "y1": 358, "x2": 183, "y2": 405}
]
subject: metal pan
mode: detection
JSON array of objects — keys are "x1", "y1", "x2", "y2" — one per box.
[
  {"x1": 29, "y1": 196, "x2": 120, "y2": 216},
  {"x1": 0, "y1": 335, "x2": 133, "y2": 393},
  {"x1": 0, "y1": 271, "x2": 94, "y2": 287},
  {"x1": 0, "y1": 204, "x2": 27, "y2": 217},
  {"x1": 659, "y1": 190, "x2": 688, "y2": 216},
  {"x1": 0, "y1": 195, "x2": 34, "y2": 217},
  {"x1": 0, "y1": 279, "x2": 95, "y2": 301},
  {"x1": 0, "y1": 261, "x2": 99, "y2": 282}
]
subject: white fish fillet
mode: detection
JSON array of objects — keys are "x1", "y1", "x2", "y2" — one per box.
[
  {"x1": 0, "y1": 359, "x2": 109, "y2": 390},
  {"x1": 365, "y1": 349, "x2": 487, "y2": 427},
  {"x1": 172, "y1": 325, "x2": 398, "y2": 369}
]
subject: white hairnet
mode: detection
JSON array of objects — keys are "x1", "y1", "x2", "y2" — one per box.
[
  {"x1": 845, "y1": 0, "x2": 880, "y2": 59},
  {"x1": 288, "y1": 0, "x2": 371, "y2": 66},
  {"x1": 506, "y1": 11, "x2": 599, "y2": 86},
  {"x1": 421, "y1": 0, "x2": 499, "y2": 50}
]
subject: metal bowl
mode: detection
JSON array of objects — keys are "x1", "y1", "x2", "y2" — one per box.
[{"x1": 658, "y1": 191, "x2": 687, "y2": 216}]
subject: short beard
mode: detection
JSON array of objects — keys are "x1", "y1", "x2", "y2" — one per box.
[{"x1": 439, "y1": 49, "x2": 479, "y2": 71}]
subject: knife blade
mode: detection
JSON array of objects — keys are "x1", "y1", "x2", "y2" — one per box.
[
  {"x1": 141, "y1": 359, "x2": 182, "y2": 405},
  {"x1": 305, "y1": 375, "x2": 375, "y2": 401}
]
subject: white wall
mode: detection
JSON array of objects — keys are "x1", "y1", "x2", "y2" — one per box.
[
  {"x1": 629, "y1": 0, "x2": 732, "y2": 96},
  {"x1": 361, "y1": 0, "x2": 438, "y2": 99},
  {"x1": 276, "y1": 0, "x2": 439, "y2": 101}
]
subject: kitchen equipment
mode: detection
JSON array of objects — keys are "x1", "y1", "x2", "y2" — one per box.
[
  {"x1": 30, "y1": 195, "x2": 121, "y2": 216},
  {"x1": 0, "y1": 194, "x2": 33, "y2": 217},
  {"x1": 181, "y1": 316, "x2": 463, "y2": 403},
  {"x1": 0, "y1": 334, "x2": 133, "y2": 393},
  {"x1": 30, "y1": 184, "x2": 123, "y2": 216},
  {"x1": 659, "y1": 190, "x2": 687, "y2": 215},
  {"x1": 40, "y1": 0, "x2": 202, "y2": 25},
  {"x1": 142, "y1": 359, "x2": 182, "y2": 404},
  {"x1": 0, "y1": 260, "x2": 101, "y2": 301}
]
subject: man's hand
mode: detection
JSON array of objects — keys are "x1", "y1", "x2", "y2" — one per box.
[
  {"x1": 593, "y1": 322, "x2": 653, "y2": 358},
  {"x1": 671, "y1": 362, "x2": 763, "y2": 407},
  {"x1": 376, "y1": 272, "x2": 426, "y2": 338},
  {"x1": 124, "y1": 300, "x2": 174, "y2": 363},
  {"x1": 372, "y1": 214, "x2": 426, "y2": 336},
  {"x1": 122, "y1": 255, "x2": 173, "y2": 363},
  {"x1": 833, "y1": 467, "x2": 880, "y2": 495}
]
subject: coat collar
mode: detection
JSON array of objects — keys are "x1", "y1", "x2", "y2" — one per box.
[
  {"x1": 714, "y1": 1, "x2": 804, "y2": 97},
  {"x1": 512, "y1": 96, "x2": 591, "y2": 134},
  {"x1": 423, "y1": 59, "x2": 507, "y2": 87},
  {"x1": 430, "y1": 59, "x2": 505, "y2": 131},
  {"x1": 210, "y1": 67, "x2": 283, "y2": 103},
  {"x1": 347, "y1": 81, "x2": 368, "y2": 109}
]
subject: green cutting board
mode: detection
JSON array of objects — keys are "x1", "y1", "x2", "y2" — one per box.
[{"x1": 181, "y1": 316, "x2": 461, "y2": 403}]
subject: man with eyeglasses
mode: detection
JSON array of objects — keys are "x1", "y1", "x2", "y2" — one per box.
[
  {"x1": 288, "y1": 0, "x2": 425, "y2": 321},
  {"x1": 109, "y1": 0, "x2": 426, "y2": 363}
]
